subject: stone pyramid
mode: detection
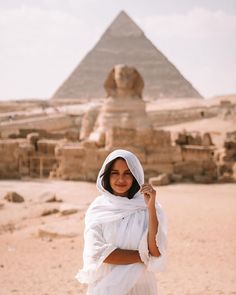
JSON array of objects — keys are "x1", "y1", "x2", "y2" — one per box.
[{"x1": 52, "y1": 11, "x2": 202, "y2": 99}]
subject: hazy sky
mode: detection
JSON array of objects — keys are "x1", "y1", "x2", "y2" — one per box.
[{"x1": 0, "y1": 0, "x2": 236, "y2": 100}]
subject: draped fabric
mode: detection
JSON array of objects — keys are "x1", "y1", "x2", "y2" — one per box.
[{"x1": 76, "y1": 149, "x2": 167, "y2": 295}]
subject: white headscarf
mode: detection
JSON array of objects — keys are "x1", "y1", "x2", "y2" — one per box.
[
  {"x1": 96, "y1": 149, "x2": 144, "y2": 193},
  {"x1": 85, "y1": 149, "x2": 147, "y2": 229}
]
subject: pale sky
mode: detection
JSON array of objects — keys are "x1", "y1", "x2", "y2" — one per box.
[{"x1": 0, "y1": 0, "x2": 236, "y2": 100}]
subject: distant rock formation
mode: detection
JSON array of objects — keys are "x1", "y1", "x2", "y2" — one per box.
[{"x1": 52, "y1": 11, "x2": 202, "y2": 100}]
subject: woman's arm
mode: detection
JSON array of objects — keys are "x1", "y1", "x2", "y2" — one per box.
[
  {"x1": 104, "y1": 249, "x2": 143, "y2": 264},
  {"x1": 104, "y1": 184, "x2": 161, "y2": 265},
  {"x1": 147, "y1": 205, "x2": 161, "y2": 257},
  {"x1": 140, "y1": 184, "x2": 161, "y2": 257}
]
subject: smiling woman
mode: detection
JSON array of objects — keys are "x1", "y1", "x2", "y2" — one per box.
[
  {"x1": 76, "y1": 149, "x2": 167, "y2": 295},
  {"x1": 101, "y1": 157, "x2": 140, "y2": 198},
  {"x1": 109, "y1": 159, "x2": 134, "y2": 196}
]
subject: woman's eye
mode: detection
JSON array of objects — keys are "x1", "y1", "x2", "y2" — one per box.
[
  {"x1": 125, "y1": 172, "x2": 132, "y2": 176},
  {"x1": 111, "y1": 171, "x2": 118, "y2": 175}
]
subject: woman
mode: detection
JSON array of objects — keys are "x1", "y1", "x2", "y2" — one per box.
[{"x1": 76, "y1": 149, "x2": 167, "y2": 295}]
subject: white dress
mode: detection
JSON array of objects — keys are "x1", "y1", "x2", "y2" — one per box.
[
  {"x1": 76, "y1": 149, "x2": 167, "y2": 295},
  {"x1": 77, "y1": 199, "x2": 167, "y2": 295}
]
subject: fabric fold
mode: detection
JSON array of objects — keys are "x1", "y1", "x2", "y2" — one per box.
[{"x1": 138, "y1": 202, "x2": 167, "y2": 272}]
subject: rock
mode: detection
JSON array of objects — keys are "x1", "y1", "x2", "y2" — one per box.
[
  {"x1": 4, "y1": 191, "x2": 24, "y2": 203},
  {"x1": 0, "y1": 223, "x2": 15, "y2": 234},
  {"x1": 59, "y1": 203, "x2": 80, "y2": 215},
  {"x1": 38, "y1": 219, "x2": 80, "y2": 238},
  {"x1": 38, "y1": 192, "x2": 62, "y2": 203},
  {"x1": 41, "y1": 208, "x2": 59, "y2": 216},
  {"x1": 149, "y1": 174, "x2": 170, "y2": 186}
]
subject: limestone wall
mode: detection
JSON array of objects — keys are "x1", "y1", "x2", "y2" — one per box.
[
  {"x1": 54, "y1": 144, "x2": 109, "y2": 181},
  {"x1": 53, "y1": 127, "x2": 220, "y2": 183},
  {"x1": 0, "y1": 114, "x2": 76, "y2": 138},
  {"x1": 0, "y1": 127, "x2": 234, "y2": 184},
  {"x1": 0, "y1": 137, "x2": 60, "y2": 179}
]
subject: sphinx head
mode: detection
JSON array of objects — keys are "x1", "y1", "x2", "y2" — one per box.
[{"x1": 104, "y1": 64, "x2": 144, "y2": 98}]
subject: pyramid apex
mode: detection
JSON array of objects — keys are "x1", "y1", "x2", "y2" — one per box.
[
  {"x1": 104, "y1": 10, "x2": 144, "y2": 37},
  {"x1": 117, "y1": 10, "x2": 129, "y2": 17}
]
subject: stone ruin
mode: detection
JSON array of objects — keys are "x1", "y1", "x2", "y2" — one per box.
[
  {"x1": 216, "y1": 131, "x2": 236, "y2": 182},
  {"x1": 0, "y1": 65, "x2": 235, "y2": 184}
]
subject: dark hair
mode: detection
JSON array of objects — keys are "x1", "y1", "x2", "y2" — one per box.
[{"x1": 100, "y1": 157, "x2": 140, "y2": 199}]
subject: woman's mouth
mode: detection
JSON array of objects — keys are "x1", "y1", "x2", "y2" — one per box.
[{"x1": 115, "y1": 184, "x2": 127, "y2": 188}]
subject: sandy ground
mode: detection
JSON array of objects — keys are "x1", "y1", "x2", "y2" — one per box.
[{"x1": 0, "y1": 180, "x2": 235, "y2": 295}]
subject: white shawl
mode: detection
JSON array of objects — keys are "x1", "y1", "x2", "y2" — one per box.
[{"x1": 76, "y1": 149, "x2": 167, "y2": 294}]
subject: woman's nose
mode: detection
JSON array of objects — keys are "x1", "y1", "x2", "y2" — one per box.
[{"x1": 117, "y1": 175, "x2": 125, "y2": 183}]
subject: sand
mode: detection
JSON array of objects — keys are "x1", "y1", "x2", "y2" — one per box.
[{"x1": 0, "y1": 180, "x2": 235, "y2": 295}]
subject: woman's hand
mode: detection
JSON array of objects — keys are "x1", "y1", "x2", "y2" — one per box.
[{"x1": 140, "y1": 184, "x2": 156, "y2": 209}]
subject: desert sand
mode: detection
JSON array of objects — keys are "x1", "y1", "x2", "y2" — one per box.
[{"x1": 0, "y1": 180, "x2": 235, "y2": 295}]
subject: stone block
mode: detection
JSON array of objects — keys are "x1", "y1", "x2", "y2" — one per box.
[
  {"x1": 182, "y1": 146, "x2": 214, "y2": 162},
  {"x1": 64, "y1": 130, "x2": 80, "y2": 142},
  {"x1": 0, "y1": 139, "x2": 24, "y2": 178},
  {"x1": 174, "y1": 161, "x2": 203, "y2": 179},
  {"x1": 151, "y1": 130, "x2": 171, "y2": 147},
  {"x1": 60, "y1": 145, "x2": 85, "y2": 157},
  {"x1": 37, "y1": 140, "x2": 57, "y2": 155},
  {"x1": 170, "y1": 174, "x2": 183, "y2": 182},
  {"x1": 105, "y1": 127, "x2": 136, "y2": 149}
]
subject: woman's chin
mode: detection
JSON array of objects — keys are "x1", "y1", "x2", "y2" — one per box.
[{"x1": 113, "y1": 189, "x2": 129, "y2": 197}]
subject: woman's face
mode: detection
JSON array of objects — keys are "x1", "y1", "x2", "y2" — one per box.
[{"x1": 109, "y1": 158, "x2": 134, "y2": 197}]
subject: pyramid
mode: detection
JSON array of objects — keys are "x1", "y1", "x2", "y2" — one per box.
[{"x1": 52, "y1": 11, "x2": 202, "y2": 99}]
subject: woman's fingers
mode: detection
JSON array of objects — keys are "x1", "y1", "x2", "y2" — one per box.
[{"x1": 140, "y1": 184, "x2": 156, "y2": 194}]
